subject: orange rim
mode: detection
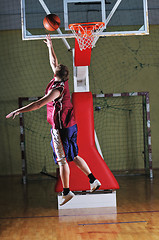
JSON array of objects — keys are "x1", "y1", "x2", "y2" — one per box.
[{"x1": 69, "y1": 22, "x2": 105, "y2": 33}]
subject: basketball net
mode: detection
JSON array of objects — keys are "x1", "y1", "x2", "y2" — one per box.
[{"x1": 69, "y1": 22, "x2": 105, "y2": 51}]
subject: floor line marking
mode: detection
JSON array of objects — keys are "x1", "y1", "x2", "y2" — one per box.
[
  {"x1": 0, "y1": 210, "x2": 159, "y2": 220},
  {"x1": 78, "y1": 220, "x2": 147, "y2": 226}
]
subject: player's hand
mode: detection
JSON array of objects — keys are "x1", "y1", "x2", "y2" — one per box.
[
  {"x1": 6, "y1": 110, "x2": 19, "y2": 119},
  {"x1": 44, "y1": 34, "x2": 52, "y2": 48}
]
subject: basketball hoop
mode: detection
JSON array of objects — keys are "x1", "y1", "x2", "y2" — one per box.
[{"x1": 69, "y1": 22, "x2": 105, "y2": 51}]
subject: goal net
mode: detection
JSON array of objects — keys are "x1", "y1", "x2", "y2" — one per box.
[
  {"x1": 19, "y1": 92, "x2": 152, "y2": 183},
  {"x1": 19, "y1": 97, "x2": 57, "y2": 183},
  {"x1": 93, "y1": 92, "x2": 152, "y2": 177}
]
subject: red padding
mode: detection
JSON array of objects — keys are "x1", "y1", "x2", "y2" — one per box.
[
  {"x1": 74, "y1": 39, "x2": 91, "y2": 66},
  {"x1": 55, "y1": 92, "x2": 119, "y2": 192}
]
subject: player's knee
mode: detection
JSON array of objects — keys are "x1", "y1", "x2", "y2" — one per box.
[
  {"x1": 57, "y1": 157, "x2": 67, "y2": 166},
  {"x1": 73, "y1": 155, "x2": 79, "y2": 163},
  {"x1": 74, "y1": 156, "x2": 77, "y2": 161}
]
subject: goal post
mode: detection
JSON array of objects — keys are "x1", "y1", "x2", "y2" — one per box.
[{"x1": 19, "y1": 91, "x2": 153, "y2": 184}]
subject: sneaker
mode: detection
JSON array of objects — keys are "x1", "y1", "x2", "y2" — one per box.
[
  {"x1": 60, "y1": 191, "x2": 75, "y2": 206},
  {"x1": 90, "y1": 179, "x2": 101, "y2": 193}
]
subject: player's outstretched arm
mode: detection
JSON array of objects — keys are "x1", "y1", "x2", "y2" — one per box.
[
  {"x1": 6, "y1": 89, "x2": 60, "y2": 119},
  {"x1": 44, "y1": 34, "x2": 58, "y2": 74}
]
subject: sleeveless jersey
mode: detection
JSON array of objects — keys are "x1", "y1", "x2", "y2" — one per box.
[{"x1": 45, "y1": 79, "x2": 76, "y2": 129}]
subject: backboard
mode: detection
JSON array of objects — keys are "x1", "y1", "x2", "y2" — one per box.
[{"x1": 21, "y1": 0, "x2": 149, "y2": 42}]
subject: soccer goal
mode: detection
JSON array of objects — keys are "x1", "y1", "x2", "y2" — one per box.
[
  {"x1": 19, "y1": 91, "x2": 152, "y2": 184},
  {"x1": 93, "y1": 91, "x2": 152, "y2": 178}
]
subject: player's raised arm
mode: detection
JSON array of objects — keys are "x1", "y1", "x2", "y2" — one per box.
[
  {"x1": 44, "y1": 34, "x2": 58, "y2": 74},
  {"x1": 6, "y1": 89, "x2": 60, "y2": 119}
]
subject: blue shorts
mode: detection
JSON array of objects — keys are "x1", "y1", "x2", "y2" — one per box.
[{"x1": 50, "y1": 124, "x2": 78, "y2": 164}]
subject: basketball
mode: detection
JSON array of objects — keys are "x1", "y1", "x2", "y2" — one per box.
[{"x1": 43, "y1": 14, "x2": 61, "y2": 31}]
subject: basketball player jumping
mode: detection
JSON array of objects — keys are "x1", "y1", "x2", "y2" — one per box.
[{"x1": 6, "y1": 35, "x2": 101, "y2": 206}]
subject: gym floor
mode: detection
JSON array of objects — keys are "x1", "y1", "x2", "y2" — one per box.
[{"x1": 0, "y1": 170, "x2": 159, "y2": 240}]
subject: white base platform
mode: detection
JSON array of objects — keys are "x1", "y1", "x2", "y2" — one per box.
[
  {"x1": 58, "y1": 207, "x2": 117, "y2": 222},
  {"x1": 57, "y1": 190, "x2": 117, "y2": 209}
]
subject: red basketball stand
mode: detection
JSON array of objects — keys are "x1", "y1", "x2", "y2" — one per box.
[
  {"x1": 74, "y1": 39, "x2": 91, "y2": 66},
  {"x1": 56, "y1": 22, "x2": 119, "y2": 209}
]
